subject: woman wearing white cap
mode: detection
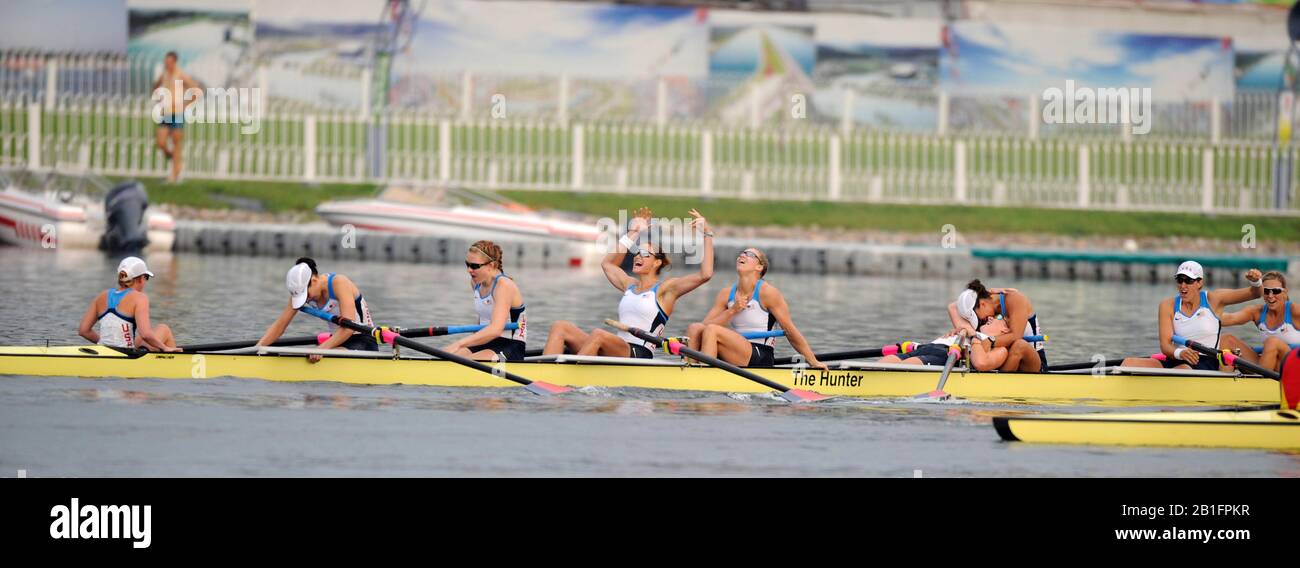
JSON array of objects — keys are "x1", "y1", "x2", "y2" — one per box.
[
  {"x1": 257, "y1": 257, "x2": 376, "y2": 360},
  {"x1": 1121, "y1": 261, "x2": 1262, "y2": 372},
  {"x1": 1204, "y1": 270, "x2": 1296, "y2": 372},
  {"x1": 947, "y1": 279, "x2": 1044, "y2": 372},
  {"x1": 78, "y1": 256, "x2": 179, "y2": 351}
]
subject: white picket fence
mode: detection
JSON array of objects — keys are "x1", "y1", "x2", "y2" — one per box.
[{"x1": 2, "y1": 93, "x2": 1295, "y2": 215}]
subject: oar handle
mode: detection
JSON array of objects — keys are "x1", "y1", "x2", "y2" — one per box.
[
  {"x1": 404, "y1": 322, "x2": 519, "y2": 338},
  {"x1": 741, "y1": 330, "x2": 785, "y2": 340},
  {"x1": 299, "y1": 306, "x2": 564, "y2": 392},
  {"x1": 1171, "y1": 334, "x2": 1280, "y2": 380},
  {"x1": 603, "y1": 319, "x2": 797, "y2": 394}
]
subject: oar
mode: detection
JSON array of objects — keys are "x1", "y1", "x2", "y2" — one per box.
[
  {"x1": 299, "y1": 306, "x2": 570, "y2": 395},
  {"x1": 1047, "y1": 358, "x2": 1127, "y2": 372},
  {"x1": 603, "y1": 319, "x2": 830, "y2": 403},
  {"x1": 772, "y1": 342, "x2": 917, "y2": 366},
  {"x1": 180, "y1": 323, "x2": 517, "y2": 353},
  {"x1": 1172, "y1": 334, "x2": 1281, "y2": 380},
  {"x1": 915, "y1": 342, "x2": 963, "y2": 401}
]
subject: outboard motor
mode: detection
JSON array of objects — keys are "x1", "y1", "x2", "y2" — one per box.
[{"x1": 99, "y1": 180, "x2": 151, "y2": 253}]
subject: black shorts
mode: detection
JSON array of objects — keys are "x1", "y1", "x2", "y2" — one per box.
[
  {"x1": 747, "y1": 343, "x2": 775, "y2": 367},
  {"x1": 341, "y1": 334, "x2": 379, "y2": 352},
  {"x1": 627, "y1": 343, "x2": 654, "y2": 359},
  {"x1": 468, "y1": 337, "x2": 526, "y2": 362},
  {"x1": 905, "y1": 343, "x2": 954, "y2": 366},
  {"x1": 1160, "y1": 353, "x2": 1220, "y2": 371}
]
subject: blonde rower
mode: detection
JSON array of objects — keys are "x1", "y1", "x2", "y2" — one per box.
[
  {"x1": 1219, "y1": 270, "x2": 1300, "y2": 372},
  {"x1": 78, "y1": 256, "x2": 179, "y2": 352},
  {"x1": 445, "y1": 240, "x2": 528, "y2": 362},
  {"x1": 543, "y1": 208, "x2": 714, "y2": 358},
  {"x1": 685, "y1": 247, "x2": 826, "y2": 369}
]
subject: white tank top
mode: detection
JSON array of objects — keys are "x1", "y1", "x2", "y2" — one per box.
[
  {"x1": 1172, "y1": 291, "x2": 1220, "y2": 348},
  {"x1": 307, "y1": 273, "x2": 374, "y2": 333},
  {"x1": 1258, "y1": 301, "x2": 1300, "y2": 345},
  {"x1": 474, "y1": 274, "x2": 526, "y2": 342},
  {"x1": 728, "y1": 280, "x2": 778, "y2": 347},
  {"x1": 96, "y1": 288, "x2": 138, "y2": 348},
  {"x1": 616, "y1": 280, "x2": 668, "y2": 350}
]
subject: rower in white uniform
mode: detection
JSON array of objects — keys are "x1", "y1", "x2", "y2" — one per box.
[
  {"x1": 257, "y1": 257, "x2": 376, "y2": 363},
  {"x1": 880, "y1": 318, "x2": 1034, "y2": 372},
  {"x1": 78, "y1": 256, "x2": 179, "y2": 352},
  {"x1": 445, "y1": 240, "x2": 527, "y2": 362},
  {"x1": 1122, "y1": 261, "x2": 1262, "y2": 371},
  {"x1": 542, "y1": 207, "x2": 714, "y2": 358},
  {"x1": 1219, "y1": 270, "x2": 1300, "y2": 372},
  {"x1": 684, "y1": 247, "x2": 825, "y2": 369}
]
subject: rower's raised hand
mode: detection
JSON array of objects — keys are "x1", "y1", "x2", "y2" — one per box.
[
  {"x1": 628, "y1": 207, "x2": 653, "y2": 233},
  {"x1": 688, "y1": 208, "x2": 711, "y2": 234},
  {"x1": 1245, "y1": 268, "x2": 1262, "y2": 283}
]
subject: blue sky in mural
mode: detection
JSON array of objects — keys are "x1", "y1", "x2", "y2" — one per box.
[
  {"x1": 942, "y1": 22, "x2": 1235, "y2": 101},
  {"x1": 403, "y1": 0, "x2": 707, "y2": 78}
]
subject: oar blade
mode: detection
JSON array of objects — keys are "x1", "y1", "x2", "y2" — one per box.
[
  {"x1": 781, "y1": 388, "x2": 833, "y2": 403},
  {"x1": 524, "y1": 380, "x2": 572, "y2": 396}
]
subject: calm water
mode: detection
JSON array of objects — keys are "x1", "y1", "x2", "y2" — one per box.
[{"x1": 1, "y1": 248, "x2": 1295, "y2": 477}]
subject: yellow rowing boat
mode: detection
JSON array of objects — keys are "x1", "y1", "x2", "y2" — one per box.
[
  {"x1": 0, "y1": 345, "x2": 1281, "y2": 407},
  {"x1": 993, "y1": 409, "x2": 1300, "y2": 450}
]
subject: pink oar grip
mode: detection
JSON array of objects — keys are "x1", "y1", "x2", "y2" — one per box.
[
  {"x1": 380, "y1": 329, "x2": 399, "y2": 345},
  {"x1": 1221, "y1": 351, "x2": 1238, "y2": 366},
  {"x1": 881, "y1": 344, "x2": 899, "y2": 357},
  {"x1": 316, "y1": 332, "x2": 332, "y2": 345},
  {"x1": 668, "y1": 341, "x2": 683, "y2": 356},
  {"x1": 1150, "y1": 353, "x2": 1166, "y2": 362}
]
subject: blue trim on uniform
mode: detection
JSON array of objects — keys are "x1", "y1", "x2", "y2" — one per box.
[
  {"x1": 98, "y1": 288, "x2": 136, "y2": 323},
  {"x1": 645, "y1": 280, "x2": 668, "y2": 321},
  {"x1": 728, "y1": 280, "x2": 767, "y2": 311},
  {"x1": 1174, "y1": 291, "x2": 1218, "y2": 321},
  {"x1": 1260, "y1": 301, "x2": 1294, "y2": 330},
  {"x1": 474, "y1": 273, "x2": 504, "y2": 298}
]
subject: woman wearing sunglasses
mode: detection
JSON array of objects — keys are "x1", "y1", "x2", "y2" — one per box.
[
  {"x1": 78, "y1": 256, "x2": 179, "y2": 352},
  {"x1": 683, "y1": 247, "x2": 826, "y2": 369},
  {"x1": 1217, "y1": 271, "x2": 1300, "y2": 372},
  {"x1": 445, "y1": 240, "x2": 528, "y2": 362},
  {"x1": 1121, "y1": 261, "x2": 1263, "y2": 371},
  {"x1": 542, "y1": 207, "x2": 714, "y2": 358}
]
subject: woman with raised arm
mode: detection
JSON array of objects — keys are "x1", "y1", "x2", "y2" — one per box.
[
  {"x1": 444, "y1": 240, "x2": 528, "y2": 362},
  {"x1": 1121, "y1": 261, "x2": 1262, "y2": 371},
  {"x1": 1216, "y1": 270, "x2": 1298, "y2": 372},
  {"x1": 542, "y1": 208, "x2": 714, "y2": 358},
  {"x1": 684, "y1": 246, "x2": 826, "y2": 370},
  {"x1": 78, "y1": 256, "x2": 179, "y2": 352}
]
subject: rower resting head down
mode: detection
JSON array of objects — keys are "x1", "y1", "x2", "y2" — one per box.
[
  {"x1": 950, "y1": 278, "x2": 1045, "y2": 372},
  {"x1": 78, "y1": 256, "x2": 178, "y2": 352},
  {"x1": 445, "y1": 241, "x2": 528, "y2": 362},
  {"x1": 542, "y1": 207, "x2": 714, "y2": 358},
  {"x1": 256, "y1": 257, "x2": 377, "y2": 362}
]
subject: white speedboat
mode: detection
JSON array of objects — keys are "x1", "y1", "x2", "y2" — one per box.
[
  {"x1": 0, "y1": 167, "x2": 175, "y2": 252},
  {"x1": 316, "y1": 186, "x2": 600, "y2": 244}
]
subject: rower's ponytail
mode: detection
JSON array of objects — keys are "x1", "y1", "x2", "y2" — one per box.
[
  {"x1": 966, "y1": 279, "x2": 991, "y2": 300},
  {"x1": 470, "y1": 240, "x2": 503, "y2": 272},
  {"x1": 117, "y1": 271, "x2": 132, "y2": 288}
]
